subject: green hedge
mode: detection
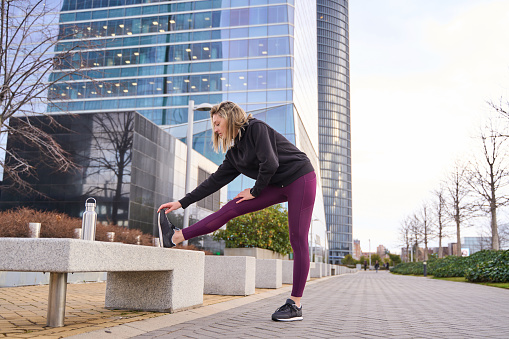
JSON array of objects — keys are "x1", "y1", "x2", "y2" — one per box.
[
  {"x1": 391, "y1": 250, "x2": 509, "y2": 282},
  {"x1": 465, "y1": 250, "x2": 509, "y2": 283}
]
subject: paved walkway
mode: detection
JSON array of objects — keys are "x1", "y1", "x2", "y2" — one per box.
[
  {"x1": 0, "y1": 280, "x2": 267, "y2": 338},
  {"x1": 69, "y1": 271, "x2": 509, "y2": 339},
  {"x1": 71, "y1": 271, "x2": 509, "y2": 339}
]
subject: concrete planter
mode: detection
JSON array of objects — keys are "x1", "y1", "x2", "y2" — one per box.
[
  {"x1": 224, "y1": 247, "x2": 288, "y2": 260},
  {"x1": 255, "y1": 259, "x2": 282, "y2": 289},
  {"x1": 204, "y1": 256, "x2": 256, "y2": 296}
]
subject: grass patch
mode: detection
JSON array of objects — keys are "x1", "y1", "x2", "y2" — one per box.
[
  {"x1": 433, "y1": 276, "x2": 509, "y2": 289},
  {"x1": 478, "y1": 282, "x2": 509, "y2": 289},
  {"x1": 433, "y1": 276, "x2": 467, "y2": 283}
]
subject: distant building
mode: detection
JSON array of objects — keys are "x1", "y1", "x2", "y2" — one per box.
[
  {"x1": 461, "y1": 237, "x2": 485, "y2": 255},
  {"x1": 353, "y1": 239, "x2": 361, "y2": 260},
  {"x1": 448, "y1": 243, "x2": 459, "y2": 256},
  {"x1": 400, "y1": 246, "x2": 427, "y2": 262},
  {"x1": 376, "y1": 244, "x2": 387, "y2": 258},
  {"x1": 429, "y1": 247, "x2": 449, "y2": 257}
]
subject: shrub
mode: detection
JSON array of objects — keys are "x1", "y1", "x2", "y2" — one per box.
[
  {"x1": 390, "y1": 250, "x2": 509, "y2": 281},
  {"x1": 465, "y1": 250, "x2": 509, "y2": 283},
  {"x1": 0, "y1": 207, "x2": 80, "y2": 238},
  {"x1": 0, "y1": 207, "x2": 153, "y2": 245},
  {"x1": 432, "y1": 256, "x2": 469, "y2": 277},
  {"x1": 389, "y1": 253, "x2": 402, "y2": 266},
  {"x1": 391, "y1": 261, "x2": 425, "y2": 275},
  {"x1": 212, "y1": 204, "x2": 292, "y2": 255},
  {"x1": 342, "y1": 254, "x2": 356, "y2": 265}
]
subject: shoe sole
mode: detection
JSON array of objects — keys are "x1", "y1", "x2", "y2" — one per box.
[
  {"x1": 157, "y1": 212, "x2": 164, "y2": 247},
  {"x1": 272, "y1": 317, "x2": 303, "y2": 322}
]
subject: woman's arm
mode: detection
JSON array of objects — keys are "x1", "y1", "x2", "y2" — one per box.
[{"x1": 159, "y1": 156, "x2": 240, "y2": 212}]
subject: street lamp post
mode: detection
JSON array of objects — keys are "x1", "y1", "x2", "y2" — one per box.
[
  {"x1": 182, "y1": 100, "x2": 213, "y2": 244},
  {"x1": 326, "y1": 230, "x2": 331, "y2": 264},
  {"x1": 310, "y1": 218, "x2": 319, "y2": 262},
  {"x1": 369, "y1": 239, "x2": 371, "y2": 268}
]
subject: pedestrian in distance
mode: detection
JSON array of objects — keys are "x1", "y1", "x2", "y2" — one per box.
[
  {"x1": 157, "y1": 101, "x2": 317, "y2": 322},
  {"x1": 364, "y1": 260, "x2": 367, "y2": 271},
  {"x1": 375, "y1": 260, "x2": 380, "y2": 273}
]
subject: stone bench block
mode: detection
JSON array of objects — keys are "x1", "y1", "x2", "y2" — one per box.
[
  {"x1": 255, "y1": 259, "x2": 282, "y2": 289},
  {"x1": 204, "y1": 256, "x2": 255, "y2": 296},
  {"x1": 310, "y1": 262, "x2": 323, "y2": 278},
  {"x1": 0, "y1": 238, "x2": 204, "y2": 320},
  {"x1": 281, "y1": 260, "x2": 310, "y2": 284}
]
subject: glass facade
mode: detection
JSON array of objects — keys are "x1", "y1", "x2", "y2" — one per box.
[
  {"x1": 0, "y1": 112, "x2": 176, "y2": 235},
  {"x1": 45, "y1": 0, "x2": 333, "y2": 256},
  {"x1": 317, "y1": 0, "x2": 352, "y2": 263},
  {"x1": 49, "y1": 0, "x2": 296, "y2": 131}
]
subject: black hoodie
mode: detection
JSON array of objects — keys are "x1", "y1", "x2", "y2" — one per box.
[{"x1": 179, "y1": 118, "x2": 314, "y2": 209}]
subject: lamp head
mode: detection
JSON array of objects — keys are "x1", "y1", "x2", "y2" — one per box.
[{"x1": 194, "y1": 103, "x2": 214, "y2": 111}]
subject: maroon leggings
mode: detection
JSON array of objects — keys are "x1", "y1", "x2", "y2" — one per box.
[{"x1": 182, "y1": 171, "x2": 317, "y2": 298}]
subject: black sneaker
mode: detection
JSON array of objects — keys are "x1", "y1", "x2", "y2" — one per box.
[
  {"x1": 157, "y1": 210, "x2": 180, "y2": 248},
  {"x1": 271, "y1": 299, "x2": 303, "y2": 321}
]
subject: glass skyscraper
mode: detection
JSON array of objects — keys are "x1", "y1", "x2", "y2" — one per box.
[
  {"x1": 46, "y1": 0, "x2": 350, "y2": 260},
  {"x1": 317, "y1": 0, "x2": 351, "y2": 263}
]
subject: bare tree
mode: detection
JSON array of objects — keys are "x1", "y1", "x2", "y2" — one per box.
[
  {"x1": 444, "y1": 161, "x2": 476, "y2": 256},
  {"x1": 399, "y1": 217, "x2": 412, "y2": 262},
  {"x1": 0, "y1": 0, "x2": 91, "y2": 195},
  {"x1": 417, "y1": 202, "x2": 434, "y2": 261},
  {"x1": 467, "y1": 118, "x2": 509, "y2": 250},
  {"x1": 432, "y1": 186, "x2": 450, "y2": 258},
  {"x1": 410, "y1": 213, "x2": 424, "y2": 261}
]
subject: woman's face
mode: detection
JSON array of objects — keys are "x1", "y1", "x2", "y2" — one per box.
[{"x1": 212, "y1": 114, "x2": 228, "y2": 138}]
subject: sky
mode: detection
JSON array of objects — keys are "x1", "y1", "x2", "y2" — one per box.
[{"x1": 348, "y1": 0, "x2": 509, "y2": 254}]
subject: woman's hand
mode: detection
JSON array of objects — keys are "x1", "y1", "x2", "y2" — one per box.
[
  {"x1": 234, "y1": 188, "x2": 255, "y2": 203},
  {"x1": 157, "y1": 201, "x2": 182, "y2": 213}
]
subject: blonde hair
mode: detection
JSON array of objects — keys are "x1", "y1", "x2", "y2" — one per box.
[{"x1": 210, "y1": 101, "x2": 252, "y2": 153}]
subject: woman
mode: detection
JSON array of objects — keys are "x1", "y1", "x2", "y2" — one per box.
[{"x1": 158, "y1": 101, "x2": 316, "y2": 321}]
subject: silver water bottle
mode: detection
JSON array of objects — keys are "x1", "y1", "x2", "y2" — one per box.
[{"x1": 81, "y1": 197, "x2": 97, "y2": 241}]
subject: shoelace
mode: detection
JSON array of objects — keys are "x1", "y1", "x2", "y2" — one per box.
[{"x1": 275, "y1": 302, "x2": 293, "y2": 313}]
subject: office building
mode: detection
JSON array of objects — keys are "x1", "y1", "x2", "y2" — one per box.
[
  {"x1": 33, "y1": 0, "x2": 352, "y2": 259},
  {"x1": 460, "y1": 237, "x2": 484, "y2": 255},
  {"x1": 317, "y1": 0, "x2": 351, "y2": 263}
]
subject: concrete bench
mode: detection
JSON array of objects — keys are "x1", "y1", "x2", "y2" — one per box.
[
  {"x1": 255, "y1": 259, "x2": 282, "y2": 289},
  {"x1": 0, "y1": 238, "x2": 204, "y2": 327},
  {"x1": 204, "y1": 256, "x2": 255, "y2": 296},
  {"x1": 282, "y1": 260, "x2": 311, "y2": 284}
]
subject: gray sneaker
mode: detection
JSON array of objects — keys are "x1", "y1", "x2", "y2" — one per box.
[
  {"x1": 157, "y1": 210, "x2": 179, "y2": 248},
  {"x1": 271, "y1": 299, "x2": 303, "y2": 321}
]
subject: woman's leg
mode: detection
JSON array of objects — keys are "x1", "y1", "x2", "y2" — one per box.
[
  {"x1": 180, "y1": 185, "x2": 287, "y2": 241},
  {"x1": 286, "y1": 172, "x2": 317, "y2": 301}
]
